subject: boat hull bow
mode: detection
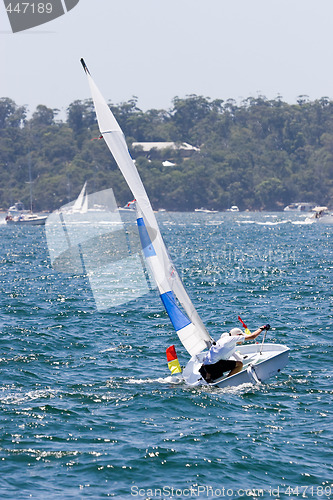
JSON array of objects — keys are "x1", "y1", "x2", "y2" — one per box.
[{"x1": 183, "y1": 343, "x2": 289, "y2": 388}]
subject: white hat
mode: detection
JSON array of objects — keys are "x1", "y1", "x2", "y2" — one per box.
[
  {"x1": 220, "y1": 332, "x2": 230, "y2": 339},
  {"x1": 229, "y1": 327, "x2": 243, "y2": 336}
]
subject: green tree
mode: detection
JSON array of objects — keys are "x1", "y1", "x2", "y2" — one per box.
[
  {"x1": 29, "y1": 105, "x2": 56, "y2": 127},
  {"x1": 1, "y1": 95, "x2": 333, "y2": 212},
  {"x1": 0, "y1": 98, "x2": 26, "y2": 128}
]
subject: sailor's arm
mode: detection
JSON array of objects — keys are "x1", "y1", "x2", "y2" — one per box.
[{"x1": 245, "y1": 324, "x2": 270, "y2": 341}]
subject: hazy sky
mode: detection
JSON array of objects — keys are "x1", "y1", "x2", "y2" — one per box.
[{"x1": 1, "y1": 0, "x2": 333, "y2": 118}]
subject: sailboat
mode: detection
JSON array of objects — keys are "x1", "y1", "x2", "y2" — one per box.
[
  {"x1": 5, "y1": 156, "x2": 47, "y2": 226},
  {"x1": 5, "y1": 200, "x2": 47, "y2": 225},
  {"x1": 62, "y1": 181, "x2": 89, "y2": 214},
  {"x1": 81, "y1": 59, "x2": 289, "y2": 388},
  {"x1": 72, "y1": 181, "x2": 88, "y2": 213}
]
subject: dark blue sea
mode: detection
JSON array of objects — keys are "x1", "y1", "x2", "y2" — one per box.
[{"x1": 0, "y1": 211, "x2": 332, "y2": 499}]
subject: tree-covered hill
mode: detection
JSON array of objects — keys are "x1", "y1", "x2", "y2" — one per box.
[{"x1": 1, "y1": 94, "x2": 333, "y2": 212}]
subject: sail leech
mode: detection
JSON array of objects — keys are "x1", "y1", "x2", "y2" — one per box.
[{"x1": 82, "y1": 59, "x2": 213, "y2": 356}]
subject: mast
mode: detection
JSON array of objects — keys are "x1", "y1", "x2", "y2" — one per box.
[{"x1": 81, "y1": 59, "x2": 213, "y2": 355}]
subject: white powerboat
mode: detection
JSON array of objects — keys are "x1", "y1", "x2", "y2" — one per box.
[
  {"x1": 305, "y1": 206, "x2": 333, "y2": 223},
  {"x1": 194, "y1": 208, "x2": 218, "y2": 213},
  {"x1": 5, "y1": 202, "x2": 47, "y2": 225},
  {"x1": 284, "y1": 202, "x2": 317, "y2": 212},
  {"x1": 6, "y1": 213, "x2": 47, "y2": 225}
]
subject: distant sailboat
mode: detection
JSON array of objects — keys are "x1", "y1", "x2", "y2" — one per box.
[
  {"x1": 66, "y1": 182, "x2": 88, "y2": 213},
  {"x1": 5, "y1": 159, "x2": 47, "y2": 226},
  {"x1": 5, "y1": 205, "x2": 47, "y2": 225},
  {"x1": 118, "y1": 199, "x2": 136, "y2": 212},
  {"x1": 81, "y1": 59, "x2": 289, "y2": 387}
]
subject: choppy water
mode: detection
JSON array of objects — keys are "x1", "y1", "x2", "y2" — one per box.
[{"x1": 0, "y1": 212, "x2": 332, "y2": 499}]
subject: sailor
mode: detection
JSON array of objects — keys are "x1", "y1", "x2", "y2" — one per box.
[{"x1": 199, "y1": 325, "x2": 270, "y2": 383}]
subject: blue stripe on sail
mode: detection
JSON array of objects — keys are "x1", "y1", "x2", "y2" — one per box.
[
  {"x1": 160, "y1": 291, "x2": 191, "y2": 331},
  {"x1": 137, "y1": 217, "x2": 156, "y2": 258}
]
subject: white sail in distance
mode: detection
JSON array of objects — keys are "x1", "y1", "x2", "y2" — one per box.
[
  {"x1": 81, "y1": 59, "x2": 212, "y2": 355},
  {"x1": 72, "y1": 181, "x2": 87, "y2": 212}
]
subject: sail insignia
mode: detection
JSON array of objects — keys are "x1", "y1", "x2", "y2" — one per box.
[
  {"x1": 137, "y1": 217, "x2": 157, "y2": 258},
  {"x1": 161, "y1": 291, "x2": 191, "y2": 331}
]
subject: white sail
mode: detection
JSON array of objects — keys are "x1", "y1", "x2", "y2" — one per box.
[
  {"x1": 72, "y1": 181, "x2": 87, "y2": 212},
  {"x1": 81, "y1": 59, "x2": 212, "y2": 355}
]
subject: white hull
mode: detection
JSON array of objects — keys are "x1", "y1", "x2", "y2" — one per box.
[
  {"x1": 194, "y1": 208, "x2": 218, "y2": 213},
  {"x1": 183, "y1": 343, "x2": 289, "y2": 388},
  {"x1": 6, "y1": 215, "x2": 47, "y2": 225}
]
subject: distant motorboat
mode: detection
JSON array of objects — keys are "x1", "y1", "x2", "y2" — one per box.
[
  {"x1": 305, "y1": 206, "x2": 333, "y2": 223},
  {"x1": 194, "y1": 208, "x2": 218, "y2": 213},
  {"x1": 5, "y1": 202, "x2": 47, "y2": 226},
  {"x1": 6, "y1": 201, "x2": 26, "y2": 217},
  {"x1": 227, "y1": 205, "x2": 239, "y2": 212},
  {"x1": 5, "y1": 212, "x2": 47, "y2": 225},
  {"x1": 284, "y1": 202, "x2": 317, "y2": 212}
]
